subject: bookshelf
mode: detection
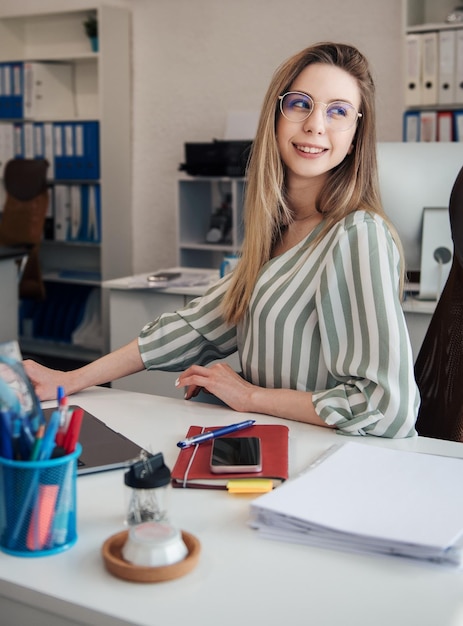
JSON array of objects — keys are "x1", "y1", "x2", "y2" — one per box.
[
  {"x1": 0, "y1": 5, "x2": 132, "y2": 363},
  {"x1": 403, "y1": 0, "x2": 463, "y2": 141},
  {"x1": 177, "y1": 175, "x2": 245, "y2": 269}
]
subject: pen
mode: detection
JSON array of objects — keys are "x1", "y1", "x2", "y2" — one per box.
[
  {"x1": 38, "y1": 411, "x2": 61, "y2": 461},
  {"x1": 176, "y1": 419, "x2": 256, "y2": 448}
]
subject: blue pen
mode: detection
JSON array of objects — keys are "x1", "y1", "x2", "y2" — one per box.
[
  {"x1": 0, "y1": 410, "x2": 13, "y2": 460},
  {"x1": 38, "y1": 410, "x2": 61, "y2": 460},
  {"x1": 177, "y1": 419, "x2": 256, "y2": 449}
]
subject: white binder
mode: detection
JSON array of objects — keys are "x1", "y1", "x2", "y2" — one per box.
[
  {"x1": 437, "y1": 110, "x2": 453, "y2": 141},
  {"x1": 23, "y1": 62, "x2": 75, "y2": 118},
  {"x1": 438, "y1": 29, "x2": 456, "y2": 105},
  {"x1": 43, "y1": 122, "x2": 54, "y2": 179},
  {"x1": 419, "y1": 110, "x2": 437, "y2": 141},
  {"x1": 421, "y1": 31, "x2": 438, "y2": 105},
  {"x1": 0, "y1": 123, "x2": 14, "y2": 177},
  {"x1": 54, "y1": 185, "x2": 71, "y2": 242},
  {"x1": 455, "y1": 28, "x2": 463, "y2": 103},
  {"x1": 402, "y1": 110, "x2": 420, "y2": 141},
  {"x1": 22, "y1": 122, "x2": 34, "y2": 159},
  {"x1": 405, "y1": 33, "x2": 422, "y2": 106}
]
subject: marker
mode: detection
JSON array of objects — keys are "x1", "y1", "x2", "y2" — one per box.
[
  {"x1": 63, "y1": 408, "x2": 84, "y2": 454},
  {"x1": 176, "y1": 419, "x2": 256, "y2": 449}
]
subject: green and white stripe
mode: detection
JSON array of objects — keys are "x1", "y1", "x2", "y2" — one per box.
[{"x1": 139, "y1": 210, "x2": 419, "y2": 438}]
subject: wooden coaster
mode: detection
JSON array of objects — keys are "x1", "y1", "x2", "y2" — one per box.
[{"x1": 102, "y1": 529, "x2": 200, "y2": 583}]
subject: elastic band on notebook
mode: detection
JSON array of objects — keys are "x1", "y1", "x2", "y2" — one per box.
[{"x1": 182, "y1": 427, "x2": 206, "y2": 488}]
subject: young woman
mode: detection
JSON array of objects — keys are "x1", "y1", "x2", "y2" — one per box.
[{"x1": 24, "y1": 42, "x2": 419, "y2": 437}]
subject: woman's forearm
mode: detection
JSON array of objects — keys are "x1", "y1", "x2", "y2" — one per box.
[{"x1": 64, "y1": 339, "x2": 145, "y2": 394}]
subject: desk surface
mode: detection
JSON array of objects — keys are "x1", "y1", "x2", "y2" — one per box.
[
  {"x1": 1, "y1": 387, "x2": 463, "y2": 626},
  {"x1": 103, "y1": 266, "x2": 218, "y2": 297}
]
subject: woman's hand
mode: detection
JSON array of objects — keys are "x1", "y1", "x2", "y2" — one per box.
[
  {"x1": 175, "y1": 363, "x2": 255, "y2": 413},
  {"x1": 176, "y1": 362, "x2": 330, "y2": 428},
  {"x1": 23, "y1": 360, "x2": 67, "y2": 402}
]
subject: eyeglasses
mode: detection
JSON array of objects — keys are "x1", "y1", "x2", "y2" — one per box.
[{"x1": 278, "y1": 91, "x2": 362, "y2": 132}]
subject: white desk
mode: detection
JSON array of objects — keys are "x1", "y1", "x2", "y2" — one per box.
[{"x1": 1, "y1": 386, "x2": 463, "y2": 626}]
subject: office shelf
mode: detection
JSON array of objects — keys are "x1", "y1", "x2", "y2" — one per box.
[
  {"x1": 177, "y1": 176, "x2": 245, "y2": 270},
  {"x1": 403, "y1": 0, "x2": 463, "y2": 142},
  {"x1": 0, "y1": 5, "x2": 132, "y2": 362}
]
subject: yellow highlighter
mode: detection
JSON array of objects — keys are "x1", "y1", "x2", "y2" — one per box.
[{"x1": 226, "y1": 479, "x2": 273, "y2": 494}]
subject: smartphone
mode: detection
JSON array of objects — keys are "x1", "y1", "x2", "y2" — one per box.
[
  {"x1": 147, "y1": 271, "x2": 181, "y2": 283},
  {"x1": 210, "y1": 437, "x2": 262, "y2": 473}
]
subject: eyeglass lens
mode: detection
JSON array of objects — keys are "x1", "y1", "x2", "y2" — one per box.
[{"x1": 279, "y1": 92, "x2": 359, "y2": 131}]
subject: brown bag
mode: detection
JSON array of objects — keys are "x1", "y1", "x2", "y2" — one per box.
[{"x1": 0, "y1": 159, "x2": 49, "y2": 299}]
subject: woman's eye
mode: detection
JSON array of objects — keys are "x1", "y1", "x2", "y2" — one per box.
[
  {"x1": 290, "y1": 98, "x2": 310, "y2": 111},
  {"x1": 328, "y1": 103, "x2": 349, "y2": 118}
]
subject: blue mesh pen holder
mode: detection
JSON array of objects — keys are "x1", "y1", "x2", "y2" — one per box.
[{"x1": 0, "y1": 444, "x2": 81, "y2": 557}]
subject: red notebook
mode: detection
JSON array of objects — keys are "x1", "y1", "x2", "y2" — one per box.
[{"x1": 171, "y1": 423, "x2": 289, "y2": 489}]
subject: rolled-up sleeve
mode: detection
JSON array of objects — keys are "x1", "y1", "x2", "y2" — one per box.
[
  {"x1": 138, "y1": 276, "x2": 238, "y2": 371},
  {"x1": 312, "y1": 216, "x2": 419, "y2": 438}
]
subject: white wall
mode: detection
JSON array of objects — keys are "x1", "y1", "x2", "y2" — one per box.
[{"x1": 0, "y1": 0, "x2": 405, "y2": 274}]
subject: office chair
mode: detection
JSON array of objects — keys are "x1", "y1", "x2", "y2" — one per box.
[
  {"x1": 0, "y1": 158, "x2": 49, "y2": 300},
  {"x1": 414, "y1": 164, "x2": 463, "y2": 441}
]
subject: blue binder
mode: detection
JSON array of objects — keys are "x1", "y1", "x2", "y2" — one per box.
[
  {"x1": 53, "y1": 122, "x2": 66, "y2": 179},
  {"x1": 82, "y1": 121, "x2": 100, "y2": 180},
  {"x1": 10, "y1": 62, "x2": 24, "y2": 118}
]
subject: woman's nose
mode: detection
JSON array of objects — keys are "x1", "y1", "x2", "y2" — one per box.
[{"x1": 303, "y1": 104, "x2": 326, "y2": 134}]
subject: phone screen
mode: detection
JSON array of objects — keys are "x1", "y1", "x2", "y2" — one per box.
[{"x1": 210, "y1": 437, "x2": 262, "y2": 473}]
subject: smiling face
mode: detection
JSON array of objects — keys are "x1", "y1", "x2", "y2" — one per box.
[{"x1": 276, "y1": 62, "x2": 361, "y2": 191}]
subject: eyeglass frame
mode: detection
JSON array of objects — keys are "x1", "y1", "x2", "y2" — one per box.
[{"x1": 278, "y1": 91, "x2": 362, "y2": 131}]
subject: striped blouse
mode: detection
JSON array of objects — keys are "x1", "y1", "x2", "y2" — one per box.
[{"x1": 139, "y1": 210, "x2": 419, "y2": 438}]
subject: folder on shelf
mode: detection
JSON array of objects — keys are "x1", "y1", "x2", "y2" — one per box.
[
  {"x1": 437, "y1": 111, "x2": 453, "y2": 141},
  {"x1": 419, "y1": 110, "x2": 437, "y2": 142},
  {"x1": 250, "y1": 441, "x2": 463, "y2": 566},
  {"x1": 438, "y1": 30, "x2": 456, "y2": 105},
  {"x1": 69, "y1": 185, "x2": 82, "y2": 241},
  {"x1": 23, "y1": 122, "x2": 34, "y2": 159},
  {"x1": 456, "y1": 29, "x2": 463, "y2": 104},
  {"x1": 405, "y1": 33, "x2": 423, "y2": 106},
  {"x1": 0, "y1": 65, "x2": 5, "y2": 117},
  {"x1": 402, "y1": 110, "x2": 420, "y2": 141},
  {"x1": 454, "y1": 110, "x2": 463, "y2": 141},
  {"x1": 0, "y1": 123, "x2": 14, "y2": 177},
  {"x1": 23, "y1": 62, "x2": 75, "y2": 119},
  {"x1": 13, "y1": 123, "x2": 23, "y2": 158},
  {"x1": 0, "y1": 63, "x2": 13, "y2": 118},
  {"x1": 33, "y1": 122, "x2": 44, "y2": 159},
  {"x1": 63, "y1": 122, "x2": 75, "y2": 179},
  {"x1": 83, "y1": 183, "x2": 101, "y2": 243},
  {"x1": 171, "y1": 423, "x2": 289, "y2": 490},
  {"x1": 10, "y1": 62, "x2": 24, "y2": 118},
  {"x1": 43, "y1": 122, "x2": 54, "y2": 178},
  {"x1": 421, "y1": 31, "x2": 438, "y2": 105},
  {"x1": 0, "y1": 62, "x2": 23, "y2": 119},
  {"x1": 53, "y1": 185, "x2": 71, "y2": 241},
  {"x1": 53, "y1": 123, "x2": 65, "y2": 179}
]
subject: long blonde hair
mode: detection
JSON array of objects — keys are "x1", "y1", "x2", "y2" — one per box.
[{"x1": 222, "y1": 42, "x2": 404, "y2": 324}]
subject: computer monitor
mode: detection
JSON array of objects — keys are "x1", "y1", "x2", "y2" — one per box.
[{"x1": 377, "y1": 142, "x2": 463, "y2": 272}]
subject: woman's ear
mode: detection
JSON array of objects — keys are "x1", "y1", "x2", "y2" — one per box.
[{"x1": 347, "y1": 143, "x2": 354, "y2": 155}]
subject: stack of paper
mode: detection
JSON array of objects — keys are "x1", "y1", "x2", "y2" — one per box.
[{"x1": 250, "y1": 442, "x2": 463, "y2": 566}]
